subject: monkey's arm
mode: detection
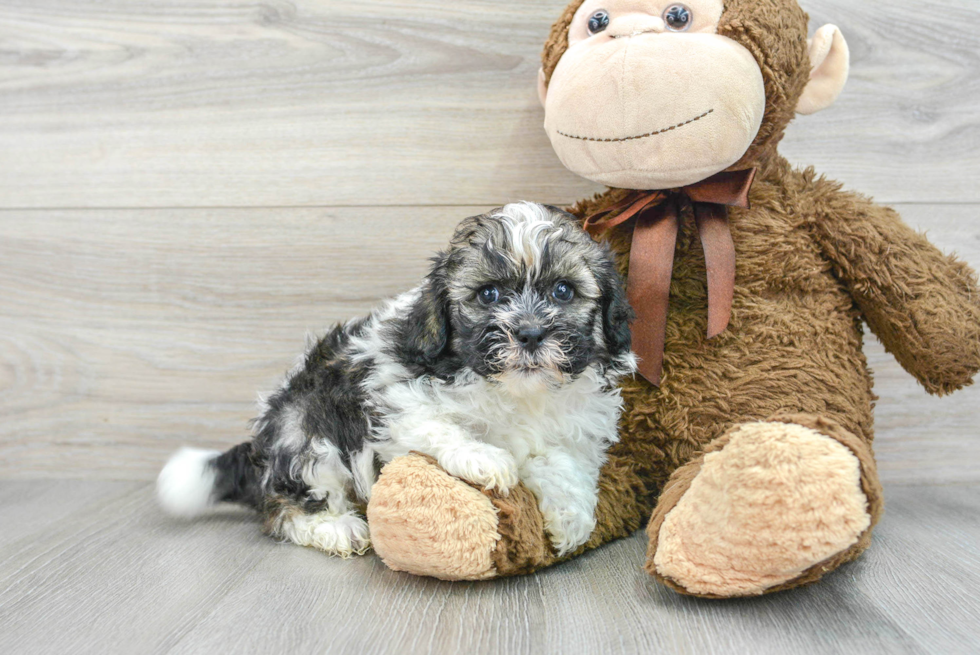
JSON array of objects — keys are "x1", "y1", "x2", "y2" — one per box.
[{"x1": 809, "y1": 181, "x2": 980, "y2": 395}]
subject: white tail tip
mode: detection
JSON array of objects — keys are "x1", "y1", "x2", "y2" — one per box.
[{"x1": 157, "y1": 448, "x2": 221, "y2": 518}]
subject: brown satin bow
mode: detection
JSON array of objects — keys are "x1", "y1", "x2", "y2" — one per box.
[{"x1": 583, "y1": 169, "x2": 756, "y2": 386}]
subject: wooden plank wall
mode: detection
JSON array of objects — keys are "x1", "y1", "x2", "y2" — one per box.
[{"x1": 1, "y1": 0, "x2": 978, "y2": 481}]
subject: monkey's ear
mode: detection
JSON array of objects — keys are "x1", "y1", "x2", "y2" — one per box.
[
  {"x1": 398, "y1": 256, "x2": 451, "y2": 366},
  {"x1": 537, "y1": 68, "x2": 548, "y2": 109},
  {"x1": 797, "y1": 25, "x2": 850, "y2": 116}
]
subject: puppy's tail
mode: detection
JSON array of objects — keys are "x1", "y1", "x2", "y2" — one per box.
[{"x1": 157, "y1": 442, "x2": 262, "y2": 517}]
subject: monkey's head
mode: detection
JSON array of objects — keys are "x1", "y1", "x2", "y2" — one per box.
[{"x1": 538, "y1": 0, "x2": 849, "y2": 190}]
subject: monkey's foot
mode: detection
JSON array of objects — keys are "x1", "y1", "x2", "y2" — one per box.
[
  {"x1": 366, "y1": 453, "x2": 556, "y2": 580},
  {"x1": 646, "y1": 415, "x2": 883, "y2": 598}
]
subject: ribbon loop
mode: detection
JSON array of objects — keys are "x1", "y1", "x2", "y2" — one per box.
[
  {"x1": 684, "y1": 169, "x2": 756, "y2": 208},
  {"x1": 583, "y1": 191, "x2": 665, "y2": 238}
]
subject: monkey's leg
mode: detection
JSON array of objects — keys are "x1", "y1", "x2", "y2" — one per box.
[
  {"x1": 646, "y1": 414, "x2": 883, "y2": 598},
  {"x1": 366, "y1": 453, "x2": 651, "y2": 580}
]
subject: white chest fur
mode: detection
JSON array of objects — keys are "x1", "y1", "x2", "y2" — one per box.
[
  {"x1": 366, "y1": 367, "x2": 623, "y2": 555},
  {"x1": 374, "y1": 367, "x2": 620, "y2": 457}
]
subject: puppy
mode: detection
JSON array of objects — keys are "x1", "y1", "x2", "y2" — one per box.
[{"x1": 157, "y1": 202, "x2": 635, "y2": 557}]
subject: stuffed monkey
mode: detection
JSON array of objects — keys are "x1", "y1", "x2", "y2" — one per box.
[{"x1": 366, "y1": 0, "x2": 980, "y2": 597}]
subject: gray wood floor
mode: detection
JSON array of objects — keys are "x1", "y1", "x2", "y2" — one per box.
[
  {"x1": 1, "y1": 481, "x2": 978, "y2": 655},
  {"x1": 2, "y1": 0, "x2": 980, "y2": 653}
]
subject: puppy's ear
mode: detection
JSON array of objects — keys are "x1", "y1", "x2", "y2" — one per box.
[
  {"x1": 399, "y1": 252, "x2": 451, "y2": 365},
  {"x1": 598, "y1": 258, "x2": 634, "y2": 359}
]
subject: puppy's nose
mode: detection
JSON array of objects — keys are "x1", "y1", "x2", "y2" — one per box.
[{"x1": 516, "y1": 326, "x2": 546, "y2": 351}]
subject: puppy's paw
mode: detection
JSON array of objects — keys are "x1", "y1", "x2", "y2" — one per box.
[
  {"x1": 542, "y1": 507, "x2": 596, "y2": 557},
  {"x1": 439, "y1": 445, "x2": 519, "y2": 494},
  {"x1": 279, "y1": 511, "x2": 371, "y2": 558}
]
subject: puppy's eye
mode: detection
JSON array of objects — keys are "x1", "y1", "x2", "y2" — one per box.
[
  {"x1": 588, "y1": 10, "x2": 610, "y2": 35},
  {"x1": 552, "y1": 281, "x2": 575, "y2": 303},
  {"x1": 663, "y1": 4, "x2": 692, "y2": 31},
  {"x1": 477, "y1": 285, "x2": 500, "y2": 305}
]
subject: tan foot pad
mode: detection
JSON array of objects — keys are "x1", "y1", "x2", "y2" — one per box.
[
  {"x1": 652, "y1": 422, "x2": 871, "y2": 597},
  {"x1": 366, "y1": 454, "x2": 500, "y2": 581}
]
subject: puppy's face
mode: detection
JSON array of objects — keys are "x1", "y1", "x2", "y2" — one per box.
[{"x1": 398, "y1": 203, "x2": 634, "y2": 386}]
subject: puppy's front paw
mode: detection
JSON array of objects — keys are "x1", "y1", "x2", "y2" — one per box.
[
  {"x1": 542, "y1": 507, "x2": 596, "y2": 557},
  {"x1": 439, "y1": 445, "x2": 519, "y2": 494}
]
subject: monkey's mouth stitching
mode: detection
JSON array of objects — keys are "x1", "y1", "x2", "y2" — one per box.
[{"x1": 557, "y1": 109, "x2": 714, "y2": 143}]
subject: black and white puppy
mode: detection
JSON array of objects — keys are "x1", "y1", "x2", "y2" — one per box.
[{"x1": 158, "y1": 202, "x2": 635, "y2": 557}]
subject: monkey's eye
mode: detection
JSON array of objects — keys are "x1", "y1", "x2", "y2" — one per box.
[
  {"x1": 552, "y1": 281, "x2": 575, "y2": 303},
  {"x1": 663, "y1": 4, "x2": 692, "y2": 31},
  {"x1": 477, "y1": 285, "x2": 500, "y2": 305},
  {"x1": 587, "y1": 10, "x2": 610, "y2": 35}
]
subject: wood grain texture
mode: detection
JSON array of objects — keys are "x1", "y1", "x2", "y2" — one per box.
[
  {"x1": 1, "y1": 203, "x2": 978, "y2": 482},
  {"x1": 0, "y1": 0, "x2": 978, "y2": 208},
  {"x1": 0, "y1": 481, "x2": 977, "y2": 654},
  {"x1": 0, "y1": 480, "x2": 143, "y2": 547}
]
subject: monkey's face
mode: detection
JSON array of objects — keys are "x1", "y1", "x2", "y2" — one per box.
[{"x1": 540, "y1": 0, "x2": 766, "y2": 190}]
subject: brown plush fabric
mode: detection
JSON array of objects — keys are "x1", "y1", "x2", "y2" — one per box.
[
  {"x1": 485, "y1": 483, "x2": 556, "y2": 575},
  {"x1": 368, "y1": 0, "x2": 980, "y2": 595}
]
